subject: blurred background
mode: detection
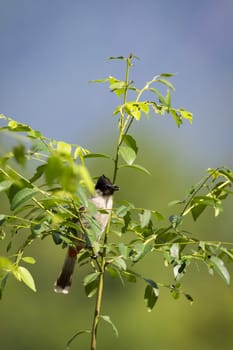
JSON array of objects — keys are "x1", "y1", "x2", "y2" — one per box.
[{"x1": 1, "y1": 0, "x2": 233, "y2": 349}]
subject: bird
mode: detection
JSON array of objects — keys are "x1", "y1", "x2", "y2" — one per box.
[{"x1": 54, "y1": 175, "x2": 119, "y2": 294}]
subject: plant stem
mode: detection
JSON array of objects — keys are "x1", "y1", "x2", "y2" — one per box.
[
  {"x1": 91, "y1": 54, "x2": 134, "y2": 349},
  {"x1": 90, "y1": 264, "x2": 105, "y2": 350},
  {"x1": 90, "y1": 215, "x2": 111, "y2": 350},
  {"x1": 112, "y1": 55, "x2": 132, "y2": 184}
]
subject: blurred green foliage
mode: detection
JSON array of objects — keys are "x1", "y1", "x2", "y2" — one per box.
[{"x1": 1, "y1": 132, "x2": 233, "y2": 350}]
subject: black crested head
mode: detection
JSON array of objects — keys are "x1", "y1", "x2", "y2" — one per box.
[{"x1": 95, "y1": 175, "x2": 119, "y2": 196}]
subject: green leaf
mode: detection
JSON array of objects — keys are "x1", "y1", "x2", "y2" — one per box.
[
  {"x1": 77, "y1": 165, "x2": 95, "y2": 193},
  {"x1": 139, "y1": 102, "x2": 150, "y2": 114},
  {"x1": 170, "y1": 109, "x2": 183, "y2": 127},
  {"x1": 29, "y1": 164, "x2": 46, "y2": 183},
  {"x1": 66, "y1": 330, "x2": 91, "y2": 350},
  {"x1": 111, "y1": 257, "x2": 127, "y2": 271},
  {"x1": 13, "y1": 144, "x2": 26, "y2": 166},
  {"x1": 119, "y1": 163, "x2": 151, "y2": 175},
  {"x1": 148, "y1": 88, "x2": 167, "y2": 105},
  {"x1": 179, "y1": 109, "x2": 193, "y2": 124},
  {"x1": 133, "y1": 242, "x2": 153, "y2": 263},
  {"x1": 123, "y1": 135, "x2": 138, "y2": 154},
  {"x1": 116, "y1": 205, "x2": 130, "y2": 218},
  {"x1": 170, "y1": 243, "x2": 180, "y2": 259},
  {"x1": 83, "y1": 272, "x2": 100, "y2": 286},
  {"x1": 165, "y1": 89, "x2": 171, "y2": 109},
  {"x1": 124, "y1": 102, "x2": 141, "y2": 120},
  {"x1": 57, "y1": 141, "x2": 72, "y2": 157},
  {"x1": 151, "y1": 210, "x2": 164, "y2": 221},
  {"x1": 122, "y1": 211, "x2": 131, "y2": 233},
  {"x1": 157, "y1": 78, "x2": 175, "y2": 91},
  {"x1": 0, "y1": 256, "x2": 14, "y2": 272},
  {"x1": 0, "y1": 180, "x2": 13, "y2": 192},
  {"x1": 139, "y1": 209, "x2": 151, "y2": 228},
  {"x1": 52, "y1": 231, "x2": 63, "y2": 245},
  {"x1": 89, "y1": 78, "x2": 109, "y2": 83},
  {"x1": 45, "y1": 156, "x2": 63, "y2": 185},
  {"x1": 22, "y1": 256, "x2": 36, "y2": 264},
  {"x1": 108, "y1": 56, "x2": 125, "y2": 60},
  {"x1": 84, "y1": 153, "x2": 112, "y2": 160},
  {"x1": 118, "y1": 243, "x2": 129, "y2": 259},
  {"x1": 119, "y1": 145, "x2": 136, "y2": 165},
  {"x1": 144, "y1": 279, "x2": 159, "y2": 311},
  {"x1": 27, "y1": 129, "x2": 42, "y2": 139},
  {"x1": 84, "y1": 279, "x2": 99, "y2": 298},
  {"x1": 210, "y1": 256, "x2": 230, "y2": 284},
  {"x1": 121, "y1": 270, "x2": 137, "y2": 283},
  {"x1": 7, "y1": 120, "x2": 31, "y2": 132},
  {"x1": 17, "y1": 266, "x2": 37, "y2": 292},
  {"x1": 10, "y1": 188, "x2": 38, "y2": 211},
  {"x1": 160, "y1": 73, "x2": 176, "y2": 77},
  {"x1": 191, "y1": 204, "x2": 206, "y2": 221},
  {"x1": 99, "y1": 315, "x2": 119, "y2": 337},
  {"x1": 83, "y1": 272, "x2": 100, "y2": 298}
]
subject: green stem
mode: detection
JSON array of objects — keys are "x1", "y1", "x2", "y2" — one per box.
[
  {"x1": 91, "y1": 54, "x2": 134, "y2": 350},
  {"x1": 90, "y1": 217, "x2": 111, "y2": 350},
  {"x1": 90, "y1": 264, "x2": 105, "y2": 350},
  {"x1": 112, "y1": 55, "x2": 132, "y2": 184}
]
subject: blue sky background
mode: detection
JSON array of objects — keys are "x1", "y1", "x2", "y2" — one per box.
[{"x1": 1, "y1": 0, "x2": 233, "y2": 170}]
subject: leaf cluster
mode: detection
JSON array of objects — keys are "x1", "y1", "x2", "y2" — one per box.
[{"x1": 0, "y1": 55, "x2": 233, "y2": 349}]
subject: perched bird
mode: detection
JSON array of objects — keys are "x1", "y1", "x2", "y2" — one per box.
[{"x1": 54, "y1": 175, "x2": 119, "y2": 294}]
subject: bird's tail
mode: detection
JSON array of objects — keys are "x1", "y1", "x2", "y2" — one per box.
[{"x1": 54, "y1": 247, "x2": 77, "y2": 294}]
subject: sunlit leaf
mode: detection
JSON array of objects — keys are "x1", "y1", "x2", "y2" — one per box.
[
  {"x1": 77, "y1": 165, "x2": 95, "y2": 193},
  {"x1": 124, "y1": 102, "x2": 141, "y2": 120},
  {"x1": 57, "y1": 141, "x2": 72, "y2": 157},
  {"x1": 22, "y1": 256, "x2": 36, "y2": 264},
  {"x1": 119, "y1": 145, "x2": 136, "y2": 165},
  {"x1": 179, "y1": 109, "x2": 193, "y2": 124},
  {"x1": 123, "y1": 135, "x2": 138, "y2": 154},
  {"x1": 8, "y1": 120, "x2": 31, "y2": 132},
  {"x1": 17, "y1": 266, "x2": 37, "y2": 292}
]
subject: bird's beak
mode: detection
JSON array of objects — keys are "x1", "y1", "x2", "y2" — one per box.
[{"x1": 110, "y1": 184, "x2": 119, "y2": 192}]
